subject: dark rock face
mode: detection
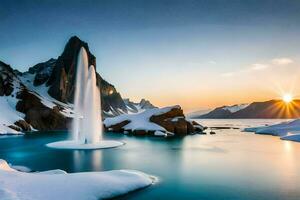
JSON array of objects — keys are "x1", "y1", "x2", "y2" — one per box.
[
  {"x1": 133, "y1": 130, "x2": 148, "y2": 136},
  {"x1": 107, "y1": 120, "x2": 130, "y2": 132},
  {"x1": 27, "y1": 58, "x2": 56, "y2": 86},
  {"x1": 191, "y1": 121, "x2": 206, "y2": 132},
  {"x1": 14, "y1": 120, "x2": 31, "y2": 132},
  {"x1": 0, "y1": 61, "x2": 15, "y2": 96},
  {"x1": 25, "y1": 107, "x2": 67, "y2": 131},
  {"x1": 150, "y1": 107, "x2": 193, "y2": 135},
  {"x1": 150, "y1": 107, "x2": 184, "y2": 122},
  {"x1": 8, "y1": 125, "x2": 21, "y2": 132},
  {"x1": 42, "y1": 36, "x2": 126, "y2": 114},
  {"x1": 16, "y1": 89, "x2": 67, "y2": 131},
  {"x1": 46, "y1": 36, "x2": 95, "y2": 102}
]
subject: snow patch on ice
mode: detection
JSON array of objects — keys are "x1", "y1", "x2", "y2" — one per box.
[
  {"x1": 0, "y1": 159, "x2": 153, "y2": 200},
  {"x1": 244, "y1": 119, "x2": 300, "y2": 142},
  {"x1": 281, "y1": 133, "x2": 300, "y2": 142}
]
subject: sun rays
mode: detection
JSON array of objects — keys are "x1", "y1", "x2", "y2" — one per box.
[
  {"x1": 283, "y1": 94, "x2": 293, "y2": 103},
  {"x1": 266, "y1": 99, "x2": 300, "y2": 119}
]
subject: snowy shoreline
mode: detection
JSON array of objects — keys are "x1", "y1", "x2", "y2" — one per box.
[
  {"x1": 0, "y1": 159, "x2": 154, "y2": 200},
  {"x1": 244, "y1": 119, "x2": 300, "y2": 142}
]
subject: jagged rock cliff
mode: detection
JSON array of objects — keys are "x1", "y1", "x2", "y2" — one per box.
[
  {"x1": 0, "y1": 36, "x2": 157, "y2": 134},
  {"x1": 27, "y1": 36, "x2": 127, "y2": 115}
]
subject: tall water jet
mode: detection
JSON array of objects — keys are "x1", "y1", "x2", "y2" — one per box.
[
  {"x1": 72, "y1": 47, "x2": 89, "y2": 142},
  {"x1": 82, "y1": 65, "x2": 102, "y2": 144},
  {"x1": 47, "y1": 47, "x2": 123, "y2": 149}
]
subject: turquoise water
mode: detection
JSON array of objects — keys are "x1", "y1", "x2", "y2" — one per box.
[{"x1": 1, "y1": 119, "x2": 300, "y2": 200}]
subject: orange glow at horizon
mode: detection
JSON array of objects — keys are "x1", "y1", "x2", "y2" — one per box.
[
  {"x1": 283, "y1": 94, "x2": 293, "y2": 103},
  {"x1": 123, "y1": 61, "x2": 300, "y2": 113}
]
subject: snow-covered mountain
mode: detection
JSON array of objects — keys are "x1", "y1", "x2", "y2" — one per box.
[
  {"x1": 194, "y1": 100, "x2": 300, "y2": 119},
  {"x1": 192, "y1": 104, "x2": 249, "y2": 119},
  {"x1": 103, "y1": 98, "x2": 156, "y2": 117},
  {"x1": 0, "y1": 36, "x2": 155, "y2": 134},
  {"x1": 0, "y1": 59, "x2": 72, "y2": 134}
]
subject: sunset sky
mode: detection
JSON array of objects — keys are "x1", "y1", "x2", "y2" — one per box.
[{"x1": 1, "y1": 0, "x2": 300, "y2": 112}]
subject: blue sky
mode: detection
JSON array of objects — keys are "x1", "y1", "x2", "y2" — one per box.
[{"x1": 1, "y1": 0, "x2": 300, "y2": 111}]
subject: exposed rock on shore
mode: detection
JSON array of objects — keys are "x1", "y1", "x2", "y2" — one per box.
[{"x1": 104, "y1": 106, "x2": 205, "y2": 136}]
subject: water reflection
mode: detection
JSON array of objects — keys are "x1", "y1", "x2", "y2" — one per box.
[{"x1": 72, "y1": 150, "x2": 103, "y2": 172}]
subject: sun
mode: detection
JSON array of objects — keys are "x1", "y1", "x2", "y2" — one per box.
[{"x1": 282, "y1": 94, "x2": 293, "y2": 103}]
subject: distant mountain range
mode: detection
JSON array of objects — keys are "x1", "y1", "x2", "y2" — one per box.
[
  {"x1": 0, "y1": 36, "x2": 155, "y2": 134},
  {"x1": 192, "y1": 100, "x2": 300, "y2": 119}
]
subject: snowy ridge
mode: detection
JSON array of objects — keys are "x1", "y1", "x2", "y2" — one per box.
[
  {"x1": 103, "y1": 99, "x2": 156, "y2": 117},
  {"x1": 222, "y1": 104, "x2": 249, "y2": 113},
  {"x1": 0, "y1": 159, "x2": 153, "y2": 200},
  {"x1": 123, "y1": 98, "x2": 156, "y2": 114}
]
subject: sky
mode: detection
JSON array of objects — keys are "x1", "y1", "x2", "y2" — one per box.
[{"x1": 1, "y1": 0, "x2": 300, "y2": 112}]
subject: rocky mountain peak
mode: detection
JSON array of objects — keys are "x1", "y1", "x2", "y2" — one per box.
[
  {"x1": 0, "y1": 36, "x2": 160, "y2": 134},
  {"x1": 58, "y1": 36, "x2": 96, "y2": 74},
  {"x1": 22, "y1": 36, "x2": 127, "y2": 115}
]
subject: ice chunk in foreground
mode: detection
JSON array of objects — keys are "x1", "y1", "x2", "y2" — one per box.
[{"x1": 0, "y1": 159, "x2": 153, "y2": 200}]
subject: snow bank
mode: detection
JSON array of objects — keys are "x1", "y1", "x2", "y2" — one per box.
[
  {"x1": 0, "y1": 97, "x2": 24, "y2": 135},
  {"x1": 104, "y1": 106, "x2": 180, "y2": 132},
  {"x1": 243, "y1": 119, "x2": 300, "y2": 142},
  {"x1": 0, "y1": 159, "x2": 153, "y2": 200},
  {"x1": 10, "y1": 165, "x2": 32, "y2": 172}
]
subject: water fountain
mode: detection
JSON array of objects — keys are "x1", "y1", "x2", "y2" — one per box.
[{"x1": 47, "y1": 47, "x2": 123, "y2": 149}]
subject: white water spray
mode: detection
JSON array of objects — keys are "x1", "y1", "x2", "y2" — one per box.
[
  {"x1": 82, "y1": 65, "x2": 102, "y2": 144},
  {"x1": 47, "y1": 47, "x2": 123, "y2": 149},
  {"x1": 72, "y1": 47, "x2": 102, "y2": 144}
]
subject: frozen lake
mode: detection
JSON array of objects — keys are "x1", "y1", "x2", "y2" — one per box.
[{"x1": 1, "y1": 119, "x2": 300, "y2": 200}]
